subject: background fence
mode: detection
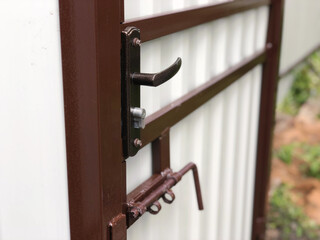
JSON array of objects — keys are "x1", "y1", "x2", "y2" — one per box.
[{"x1": 277, "y1": 0, "x2": 320, "y2": 104}]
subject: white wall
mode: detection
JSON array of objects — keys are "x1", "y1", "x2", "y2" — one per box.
[{"x1": 0, "y1": 1, "x2": 70, "y2": 240}]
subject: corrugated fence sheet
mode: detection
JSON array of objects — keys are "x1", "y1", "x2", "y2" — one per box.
[
  {"x1": 126, "y1": 3, "x2": 269, "y2": 240},
  {"x1": 280, "y1": 0, "x2": 320, "y2": 73},
  {"x1": 125, "y1": 0, "x2": 231, "y2": 20}
]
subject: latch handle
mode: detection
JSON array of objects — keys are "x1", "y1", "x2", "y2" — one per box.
[
  {"x1": 128, "y1": 162, "x2": 203, "y2": 220},
  {"x1": 131, "y1": 57, "x2": 182, "y2": 87},
  {"x1": 174, "y1": 162, "x2": 204, "y2": 210}
]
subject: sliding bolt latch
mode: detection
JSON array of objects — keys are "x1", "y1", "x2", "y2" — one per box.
[{"x1": 126, "y1": 162, "x2": 203, "y2": 223}]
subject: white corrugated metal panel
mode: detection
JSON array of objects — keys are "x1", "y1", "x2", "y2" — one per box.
[
  {"x1": 277, "y1": 0, "x2": 320, "y2": 104},
  {"x1": 0, "y1": 1, "x2": 70, "y2": 240},
  {"x1": 280, "y1": 0, "x2": 320, "y2": 73},
  {"x1": 125, "y1": 0, "x2": 230, "y2": 20},
  {"x1": 126, "y1": 6, "x2": 269, "y2": 240},
  {"x1": 277, "y1": 74, "x2": 295, "y2": 105}
]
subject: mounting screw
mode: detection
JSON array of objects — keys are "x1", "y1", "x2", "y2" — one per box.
[
  {"x1": 134, "y1": 138, "x2": 142, "y2": 148},
  {"x1": 266, "y1": 43, "x2": 273, "y2": 50},
  {"x1": 132, "y1": 38, "x2": 141, "y2": 47}
]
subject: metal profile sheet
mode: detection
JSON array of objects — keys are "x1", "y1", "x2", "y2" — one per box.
[
  {"x1": 125, "y1": 0, "x2": 231, "y2": 20},
  {"x1": 280, "y1": 0, "x2": 320, "y2": 73},
  {"x1": 127, "y1": 5, "x2": 268, "y2": 240}
]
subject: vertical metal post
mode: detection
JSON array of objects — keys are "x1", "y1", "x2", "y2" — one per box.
[
  {"x1": 251, "y1": 0, "x2": 285, "y2": 239},
  {"x1": 59, "y1": 0, "x2": 125, "y2": 239},
  {"x1": 152, "y1": 128, "x2": 171, "y2": 174}
]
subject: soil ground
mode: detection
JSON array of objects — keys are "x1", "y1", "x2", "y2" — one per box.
[{"x1": 266, "y1": 98, "x2": 320, "y2": 239}]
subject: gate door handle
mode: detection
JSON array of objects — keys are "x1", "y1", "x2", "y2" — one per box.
[
  {"x1": 121, "y1": 26, "x2": 182, "y2": 158},
  {"x1": 132, "y1": 58, "x2": 182, "y2": 87}
]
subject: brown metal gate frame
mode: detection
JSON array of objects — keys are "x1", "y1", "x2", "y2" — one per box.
[{"x1": 58, "y1": 0, "x2": 284, "y2": 239}]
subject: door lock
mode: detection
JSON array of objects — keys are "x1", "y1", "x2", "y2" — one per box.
[
  {"x1": 121, "y1": 26, "x2": 182, "y2": 158},
  {"x1": 131, "y1": 107, "x2": 146, "y2": 129}
]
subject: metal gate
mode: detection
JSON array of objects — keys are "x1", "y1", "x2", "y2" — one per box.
[{"x1": 58, "y1": 0, "x2": 284, "y2": 239}]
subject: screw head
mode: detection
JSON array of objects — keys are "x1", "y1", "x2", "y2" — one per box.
[
  {"x1": 132, "y1": 38, "x2": 141, "y2": 47},
  {"x1": 134, "y1": 138, "x2": 142, "y2": 148},
  {"x1": 266, "y1": 43, "x2": 273, "y2": 50}
]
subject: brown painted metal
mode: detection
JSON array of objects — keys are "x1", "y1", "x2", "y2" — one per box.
[
  {"x1": 132, "y1": 58, "x2": 182, "y2": 87},
  {"x1": 126, "y1": 163, "x2": 203, "y2": 228},
  {"x1": 279, "y1": 44, "x2": 320, "y2": 79},
  {"x1": 122, "y1": 0, "x2": 271, "y2": 42},
  {"x1": 120, "y1": 0, "x2": 124, "y2": 23},
  {"x1": 108, "y1": 214, "x2": 127, "y2": 240},
  {"x1": 251, "y1": 0, "x2": 285, "y2": 239},
  {"x1": 126, "y1": 173, "x2": 167, "y2": 227},
  {"x1": 152, "y1": 128, "x2": 171, "y2": 174},
  {"x1": 59, "y1": 0, "x2": 125, "y2": 239},
  {"x1": 121, "y1": 27, "x2": 182, "y2": 158},
  {"x1": 141, "y1": 49, "x2": 267, "y2": 147},
  {"x1": 59, "y1": 0, "x2": 283, "y2": 237},
  {"x1": 121, "y1": 26, "x2": 142, "y2": 158},
  {"x1": 59, "y1": 0, "x2": 104, "y2": 239}
]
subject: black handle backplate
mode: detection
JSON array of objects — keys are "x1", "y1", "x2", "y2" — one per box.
[{"x1": 121, "y1": 26, "x2": 181, "y2": 158}]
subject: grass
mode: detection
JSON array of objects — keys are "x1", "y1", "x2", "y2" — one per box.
[
  {"x1": 275, "y1": 144, "x2": 295, "y2": 164},
  {"x1": 267, "y1": 184, "x2": 320, "y2": 240},
  {"x1": 269, "y1": 50, "x2": 320, "y2": 239},
  {"x1": 275, "y1": 142, "x2": 320, "y2": 179},
  {"x1": 278, "y1": 67, "x2": 312, "y2": 115},
  {"x1": 301, "y1": 145, "x2": 320, "y2": 179},
  {"x1": 278, "y1": 50, "x2": 320, "y2": 116}
]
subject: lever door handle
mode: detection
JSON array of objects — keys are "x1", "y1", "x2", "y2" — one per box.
[
  {"x1": 131, "y1": 58, "x2": 182, "y2": 87},
  {"x1": 121, "y1": 26, "x2": 182, "y2": 158}
]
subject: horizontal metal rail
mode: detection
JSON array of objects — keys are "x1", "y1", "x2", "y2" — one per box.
[
  {"x1": 121, "y1": 0, "x2": 271, "y2": 42},
  {"x1": 140, "y1": 48, "x2": 267, "y2": 148}
]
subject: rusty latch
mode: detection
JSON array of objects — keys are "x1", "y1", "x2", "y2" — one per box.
[{"x1": 126, "y1": 162, "x2": 203, "y2": 227}]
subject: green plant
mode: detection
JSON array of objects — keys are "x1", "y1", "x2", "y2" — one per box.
[
  {"x1": 309, "y1": 51, "x2": 320, "y2": 75},
  {"x1": 301, "y1": 145, "x2": 320, "y2": 179},
  {"x1": 275, "y1": 144, "x2": 295, "y2": 164},
  {"x1": 278, "y1": 50, "x2": 320, "y2": 116},
  {"x1": 267, "y1": 184, "x2": 320, "y2": 240},
  {"x1": 277, "y1": 92, "x2": 300, "y2": 115}
]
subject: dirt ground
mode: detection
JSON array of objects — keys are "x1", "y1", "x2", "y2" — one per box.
[{"x1": 269, "y1": 98, "x2": 320, "y2": 224}]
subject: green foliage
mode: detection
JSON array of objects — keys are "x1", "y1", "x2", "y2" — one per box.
[
  {"x1": 267, "y1": 184, "x2": 320, "y2": 240},
  {"x1": 278, "y1": 50, "x2": 320, "y2": 115},
  {"x1": 278, "y1": 92, "x2": 300, "y2": 115},
  {"x1": 275, "y1": 144, "x2": 295, "y2": 164},
  {"x1": 278, "y1": 67, "x2": 312, "y2": 115},
  {"x1": 309, "y1": 51, "x2": 320, "y2": 75},
  {"x1": 276, "y1": 142, "x2": 320, "y2": 179},
  {"x1": 291, "y1": 68, "x2": 312, "y2": 105},
  {"x1": 301, "y1": 145, "x2": 320, "y2": 179}
]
